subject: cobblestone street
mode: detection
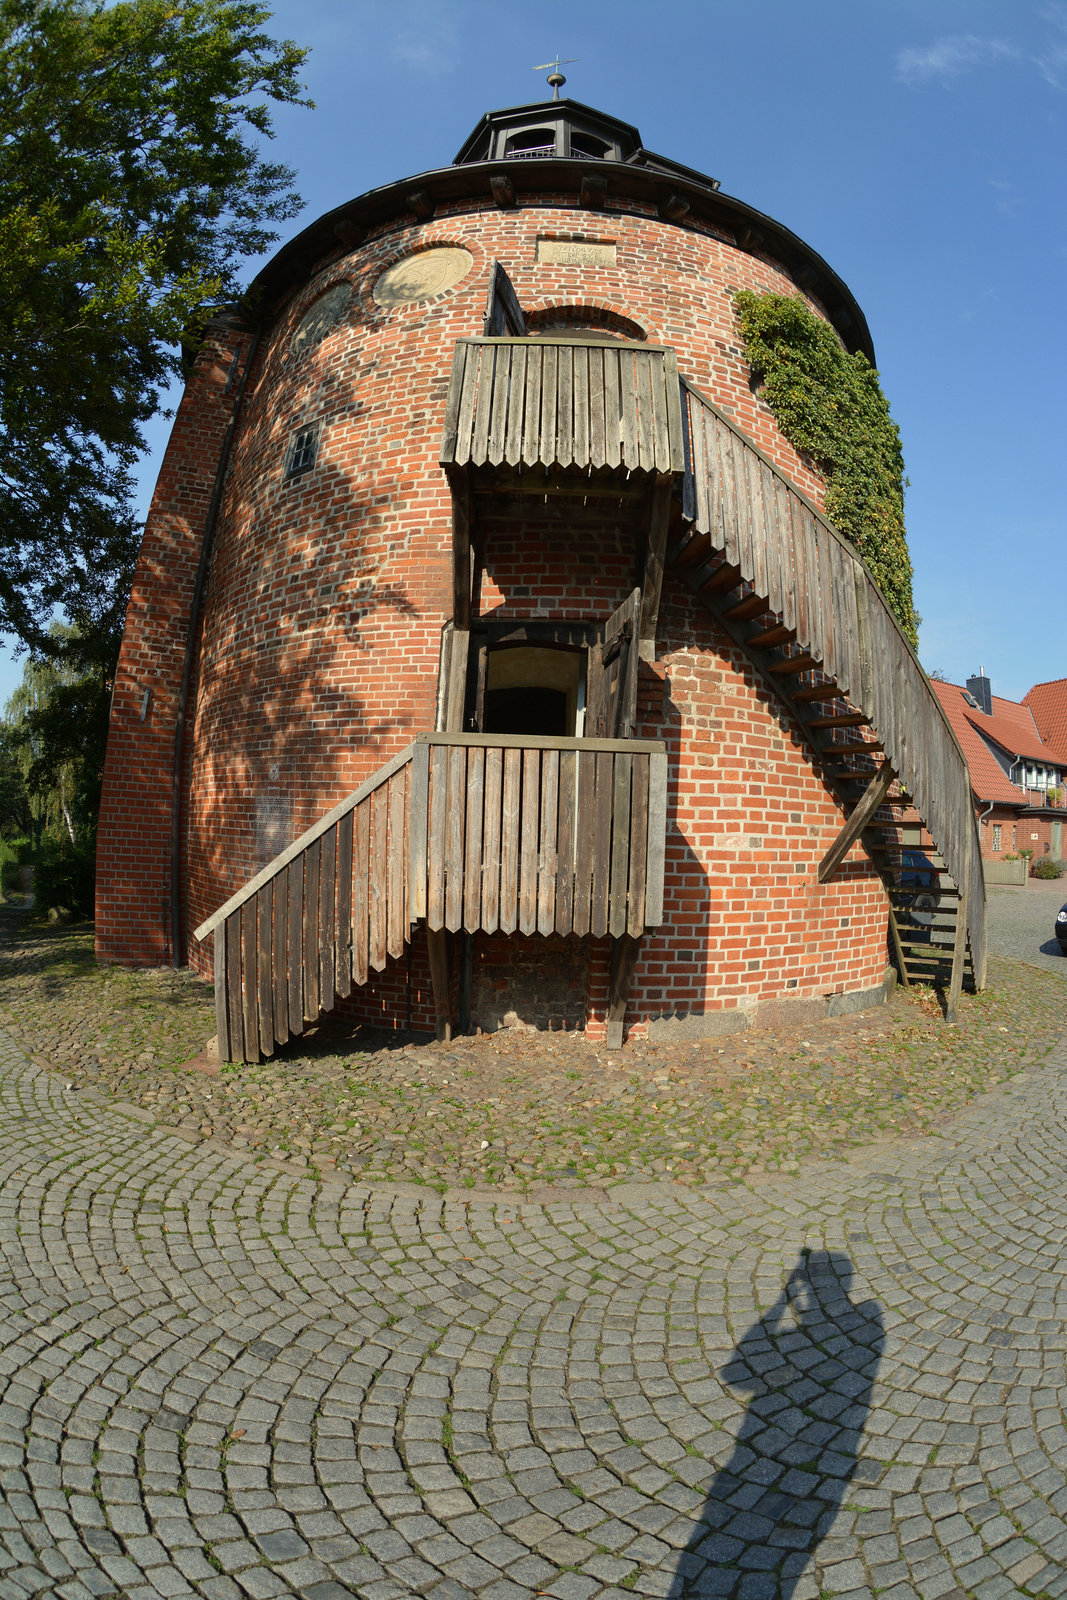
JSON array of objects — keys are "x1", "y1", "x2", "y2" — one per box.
[{"x1": 2, "y1": 993, "x2": 1067, "y2": 1600}]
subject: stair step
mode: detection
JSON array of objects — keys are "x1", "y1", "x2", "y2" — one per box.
[
  {"x1": 700, "y1": 562, "x2": 743, "y2": 596},
  {"x1": 768, "y1": 654, "x2": 820, "y2": 675},
  {"x1": 808, "y1": 712, "x2": 871, "y2": 731},
  {"x1": 790, "y1": 683, "x2": 845, "y2": 703},
  {"x1": 822, "y1": 740, "x2": 885, "y2": 755},
  {"x1": 747, "y1": 624, "x2": 793, "y2": 649},
  {"x1": 724, "y1": 592, "x2": 769, "y2": 622}
]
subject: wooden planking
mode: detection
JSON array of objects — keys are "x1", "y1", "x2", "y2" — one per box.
[
  {"x1": 609, "y1": 752, "x2": 633, "y2": 938},
  {"x1": 335, "y1": 812, "x2": 352, "y2": 999},
  {"x1": 628, "y1": 752, "x2": 649, "y2": 938},
  {"x1": 572, "y1": 346, "x2": 590, "y2": 468},
  {"x1": 214, "y1": 924, "x2": 230, "y2": 1064},
  {"x1": 482, "y1": 746, "x2": 503, "y2": 933},
  {"x1": 427, "y1": 744, "x2": 448, "y2": 930},
  {"x1": 445, "y1": 744, "x2": 466, "y2": 933},
  {"x1": 500, "y1": 748, "x2": 521, "y2": 934},
  {"x1": 504, "y1": 342, "x2": 527, "y2": 466},
  {"x1": 591, "y1": 751, "x2": 614, "y2": 938},
  {"x1": 519, "y1": 748, "x2": 539, "y2": 936},
  {"x1": 387, "y1": 769, "x2": 406, "y2": 959},
  {"x1": 319, "y1": 823, "x2": 337, "y2": 1016},
  {"x1": 240, "y1": 901, "x2": 259, "y2": 1060},
  {"x1": 538, "y1": 748, "x2": 559, "y2": 936},
  {"x1": 556, "y1": 345, "x2": 573, "y2": 469},
  {"x1": 464, "y1": 746, "x2": 485, "y2": 934},
  {"x1": 370, "y1": 785, "x2": 388, "y2": 970},
  {"x1": 257, "y1": 886, "x2": 274, "y2": 1059},
  {"x1": 352, "y1": 801, "x2": 369, "y2": 986},
  {"x1": 572, "y1": 749, "x2": 595, "y2": 937},
  {"x1": 226, "y1": 912, "x2": 244, "y2": 1062},
  {"x1": 287, "y1": 860, "x2": 304, "y2": 1035},
  {"x1": 645, "y1": 749, "x2": 668, "y2": 925},
  {"x1": 407, "y1": 742, "x2": 429, "y2": 925},
  {"x1": 556, "y1": 748, "x2": 576, "y2": 935},
  {"x1": 272, "y1": 872, "x2": 289, "y2": 1044},
  {"x1": 303, "y1": 838, "x2": 320, "y2": 1021},
  {"x1": 589, "y1": 345, "x2": 607, "y2": 467}
]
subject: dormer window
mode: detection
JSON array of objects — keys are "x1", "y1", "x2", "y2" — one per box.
[{"x1": 505, "y1": 127, "x2": 556, "y2": 159}]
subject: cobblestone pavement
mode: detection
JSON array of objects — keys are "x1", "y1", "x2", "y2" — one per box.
[
  {"x1": 4, "y1": 1020, "x2": 1067, "y2": 1600},
  {"x1": 985, "y1": 880, "x2": 1066, "y2": 977}
]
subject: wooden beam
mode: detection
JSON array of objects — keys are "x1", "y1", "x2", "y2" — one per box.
[
  {"x1": 444, "y1": 628, "x2": 469, "y2": 733},
  {"x1": 451, "y1": 476, "x2": 473, "y2": 630},
  {"x1": 817, "y1": 764, "x2": 896, "y2": 883},
  {"x1": 426, "y1": 928, "x2": 452, "y2": 1042},
  {"x1": 605, "y1": 933, "x2": 641, "y2": 1050},
  {"x1": 945, "y1": 834, "x2": 971, "y2": 1023},
  {"x1": 887, "y1": 904, "x2": 911, "y2": 988},
  {"x1": 639, "y1": 479, "x2": 672, "y2": 660}
]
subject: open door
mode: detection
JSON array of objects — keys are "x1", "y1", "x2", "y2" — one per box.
[
  {"x1": 586, "y1": 587, "x2": 641, "y2": 738},
  {"x1": 484, "y1": 260, "x2": 526, "y2": 337}
]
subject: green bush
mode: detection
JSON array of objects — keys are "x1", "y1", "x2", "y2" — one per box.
[
  {"x1": 33, "y1": 836, "x2": 95, "y2": 918},
  {"x1": 1032, "y1": 857, "x2": 1063, "y2": 880}
]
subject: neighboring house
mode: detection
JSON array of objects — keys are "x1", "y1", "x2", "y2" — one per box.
[
  {"x1": 95, "y1": 88, "x2": 986, "y2": 1059},
  {"x1": 931, "y1": 674, "x2": 1067, "y2": 863},
  {"x1": 1024, "y1": 677, "x2": 1067, "y2": 758}
]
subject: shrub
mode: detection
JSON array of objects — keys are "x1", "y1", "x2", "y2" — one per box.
[
  {"x1": 1032, "y1": 857, "x2": 1063, "y2": 880},
  {"x1": 33, "y1": 836, "x2": 95, "y2": 918}
]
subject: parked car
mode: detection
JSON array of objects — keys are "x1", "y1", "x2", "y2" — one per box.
[
  {"x1": 1056, "y1": 901, "x2": 1067, "y2": 955},
  {"x1": 900, "y1": 849, "x2": 940, "y2": 928}
]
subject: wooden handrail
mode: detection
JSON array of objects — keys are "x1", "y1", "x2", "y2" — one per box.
[{"x1": 193, "y1": 743, "x2": 415, "y2": 941}]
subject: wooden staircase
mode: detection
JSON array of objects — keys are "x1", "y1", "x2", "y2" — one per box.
[
  {"x1": 193, "y1": 734, "x2": 667, "y2": 1063},
  {"x1": 673, "y1": 381, "x2": 986, "y2": 1016}
]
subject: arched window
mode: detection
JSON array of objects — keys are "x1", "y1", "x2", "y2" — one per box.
[
  {"x1": 504, "y1": 127, "x2": 556, "y2": 159},
  {"x1": 569, "y1": 131, "x2": 609, "y2": 159}
]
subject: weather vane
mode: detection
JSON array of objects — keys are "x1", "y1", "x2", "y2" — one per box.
[{"x1": 533, "y1": 53, "x2": 578, "y2": 100}]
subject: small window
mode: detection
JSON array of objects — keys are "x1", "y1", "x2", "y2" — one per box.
[
  {"x1": 992, "y1": 823, "x2": 1002, "y2": 851},
  {"x1": 285, "y1": 424, "x2": 319, "y2": 479},
  {"x1": 570, "y1": 131, "x2": 610, "y2": 159},
  {"x1": 1012, "y1": 824, "x2": 1017, "y2": 849},
  {"x1": 505, "y1": 127, "x2": 556, "y2": 158}
]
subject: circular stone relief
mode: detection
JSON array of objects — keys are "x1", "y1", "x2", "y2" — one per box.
[
  {"x1": 290, "y1": 284, "x2": 352, "y2": 357},
  {"x1": 372, "y1": 247, "x2": 474, "y2": 308}
]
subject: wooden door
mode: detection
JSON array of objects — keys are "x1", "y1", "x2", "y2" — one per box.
[
  {"x1": 484, "y1": 260, "x2": 525, "y2": 337},
  {"x1": 586, "y1": 587, "x2": 641, "y2": 739}
]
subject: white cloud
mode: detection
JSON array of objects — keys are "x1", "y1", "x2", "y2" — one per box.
[
  {"x1": 896, "y1": 33, "x2": 1019, "y2": 84},
  {"x1": 1032, "y1": 3, "x2": 1067, "y2": 84},
  {"x1": 389, "y1": 10, "x2": 461, "y2": 75}
]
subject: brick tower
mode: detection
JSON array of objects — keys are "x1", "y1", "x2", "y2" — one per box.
[{"x1": 96, "y1": 90, "x2": 985, "y2": 1056}]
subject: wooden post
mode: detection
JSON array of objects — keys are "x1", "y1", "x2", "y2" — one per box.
[
  {"x1": 817, "y1": 764, "x2": 896, "y2": 883},
  {"x1": 606, "y1": 933, "x2": 641, "y2": 1050},
  {"x1": 426, "y1": 927, "x2": 452, "y2": 1042},
  {"x1": 639, "y1": 478, "x2": 672, "y2": 661},
  {"x1": 887, "y1": 904, "x2": 911, "y2": 989},
  {"x1": 945, "y1": 835, "x2": 971, "y2": 1024}
]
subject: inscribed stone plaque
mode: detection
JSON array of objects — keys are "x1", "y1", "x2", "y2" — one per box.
[
  {"x1": 537, "y1": 238, "x2": 617, "y2": 266},
  {"x1": 255, "y1": 794, "x2": 292, "y2": 863},
  {"x1": 372, "y1": 247, "x2": 474, "y2": 307},
  {"x1": 290, "y1": 284, "x2": 352, "y2": 357}
]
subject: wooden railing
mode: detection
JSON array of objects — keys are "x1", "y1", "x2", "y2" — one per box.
[
  {"x1": 194, "y1": 734, "x2": 667, "y2": 1063},
  {"x1": 439, "y1": 338, "x2": 685, "y2": 477},
  {"x1": 683, "y1": 383, "x2": 987, "y2": 988}
]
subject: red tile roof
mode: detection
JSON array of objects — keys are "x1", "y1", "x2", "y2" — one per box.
[
  {"x1": 931, "y1": 679, "x2": 1067, "y2": 804},
  {"x1": 1024, "y1": 677, "x2": 1067, "y2": 758}
]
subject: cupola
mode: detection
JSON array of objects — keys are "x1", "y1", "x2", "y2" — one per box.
[{"x1": 454, "y1": 97, "x2": 641, "y2": 166}]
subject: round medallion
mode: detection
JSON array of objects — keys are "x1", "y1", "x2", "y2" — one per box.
[
  {"x1": 372, "y1": 247, "x2": 474, "y2": 308},
  {"x1": 290, "y1": 285, "x2": 352, "y2": 357}
]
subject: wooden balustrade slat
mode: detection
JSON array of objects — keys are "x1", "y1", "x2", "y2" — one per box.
[
  {"x1": 272, "y1": 873, "x2": 289, "y2": 1044},
  {"x1": 482, "y1": 746, "x2": 503, "y2": 933},
  {"x1": 591, "y1": 751, "x2": 614, "y2": 938},
  {"x1": 335, "y1": 811, "x2": 353, "y2": 999},
  {"x1": 370, "y1": 785, "x2": 389, "y2": 970},
  {"x1": 464, "y1": 746, "x2": 485, "y2": 934},
  {"x1": 303, "y1": 838, "x2": 320, "y2": 1021},
  {"x1": 609, "y1": 753, "x2": 633, "y2": 938},
  {"x1": 352, "y1": 801, "x2": 369, "y2": 985},
  {"x1": 319, "y1": 823, "x2": 337, "y2": 1016},
  {"x1": 427, "y1": 744, "x2": 447, "y2": 930},
  {"x1": 226, "y1": 912, "x2": 243, "y2": 1061},
  {"x1": 287, "y1": 860, "x2": 304, "y2": 1035},
  {"x1": 214, "y1": 916, "x2": 230, "y2": 1063},
  {"x1": 445, "y1": 745, "x2": 466, "y2": 933},
  {"x1": 257, "y1": 886, "x2": 274, "y2": 1058},
  {"x1": 628, "y1": 752, "x2": 649, "y2": 938},
  {"x1": 556, "y1": 749, "x2": 576, "y2": 935},
  {"x1": 387, "y1": 770, "x2": 406, "y2": 959},
  {"x1": 240, "y1": 904, "x2": 259, "y2": 1062},
  {"x1": 519, "y1": 749, "x2": 539, "y2": 935},
  {"x1": 538, "y1": 747, "x2": 559, "y2": 936},
  {"x1": 500, "y1": 748, "x2": 520, "y2": 934},
  {"x1": 572, "y1": 749, "x2": 595, "y2": 937}
]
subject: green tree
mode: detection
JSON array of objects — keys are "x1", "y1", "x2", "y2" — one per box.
[
  {"x1": 3, "y1": 622, "x2": 108, "y2": 845},
  {"x1": 0, "y1": 0, "x2": 309, "y2": 651},
  {"x1": 734, "y1": 291, "x2": 919, "y2": 649}
]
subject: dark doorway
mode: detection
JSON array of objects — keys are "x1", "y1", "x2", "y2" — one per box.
[{"x1": 484, "y1": 685, "x2": 568, "y2": 736}]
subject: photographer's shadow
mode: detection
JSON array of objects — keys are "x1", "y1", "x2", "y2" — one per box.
[{"x1": 670, "y1": 1251, "x2": 883, "y2": 1598}]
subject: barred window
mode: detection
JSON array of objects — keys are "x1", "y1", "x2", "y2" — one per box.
[{"x1": 285, "y1": 423, "x2": 319, "y2": 479}]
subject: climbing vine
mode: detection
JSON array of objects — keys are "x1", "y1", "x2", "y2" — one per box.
[{"x1": 734, "y1": 290, "x2": 919, "y2": 649}]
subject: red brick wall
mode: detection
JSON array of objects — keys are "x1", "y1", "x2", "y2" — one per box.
[{"x1": 98, "y1": 188, "x2": 890, "y2": 1031}]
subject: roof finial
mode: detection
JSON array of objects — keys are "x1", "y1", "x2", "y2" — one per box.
[{"x1": 533, "y1": 52, "x2": 578, "y2": 100}]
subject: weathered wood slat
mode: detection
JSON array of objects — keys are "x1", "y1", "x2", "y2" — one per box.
[
  {"x1": 335, "y1": 811, "x2": 353, "y2": 1000},
  {"x1": 226, "y1": 912, "x2": 243, "y2": 1061},
  {"x1": 445, "y1": 745, "x2": 466, "y2": 933},
  {"x1": 319, "y1": 822, "x2": 337, "y2": 1016},
  {"x1": 645, "y1": 749, "x2": 668, "y2": 926},
  {"x1": 271, "y1": 872, "x2": 289, "y2": 1046},
  {"x1": 213, "y1": 924, "x2": 230, "y2": 1063},
  {"x1": 504, "y1": 343, "x2": 527, "y2": 467},
  {"x1": 538, "y1": 748, "x2": 559, "y2": 936},
  {"x1": 628, "y1": 752, "x2": 649, "y2": 938},
  {"x1": 287, "y1": 861, "x2": 303, "y2": 1034},
  {"x1": 589, "y1": 345, "x2": 607, "y2": 467},
  {"x1": 407, "y1": 743, "x2": 428, "y2": 926},
  {"x1": 556, "y1": 749, "x2": 576, "y2": 935},
  {"x1": 352, "y1": 801, "x2": 369, "y2": 986},
  {"x1": 556, "y1": 345, "x2": 574, "y2": 470},
  {"x1": 257, "y1": 886, "x2": 274, "y2": 1059},
  {"x1": 572, "y1": 346, "x2": 590, "y2": 468},
  {"x1": 572, "y1": 749, "x2": 595, "y2": 937},
  {"x1": 303, "y1": 838, "x2": 320, "y2": 1022},
  {"x1": 482, "y1": 746, "x2": 503, "y2": 933},
  {"x1": 541, "y1": 344, "x2": 558, "y2": 468},
  {"x1": 523, "y1": 344, "x2": 543, "y2": 465},
  {"x1": 519, "y1": 748, "x2": 539, "y2": 936},
  {"x1": 500, "y1": 747, "x2": 521, "y2": 934},
  {"x1": 370, "y1": 785, "x2": 388, "y2": 970},
  {"x1": 591, "y1": 751, "x2": 614, "y2": 938},
  {"x1": 609, "y1": 752, "x2": 632, "y2": 938},
  {"x1": 387, "y1": 770, "x2": 406, "y2": 959},
  {"x1": 240, "y1": 904, "x2": 259, "y2": 1061},
  {"x1": 427, "y1": 743, "x2": 447, "y2": 931},
  {"x1": 464, "y1": 745, "x2": 485, "y2": 934}
]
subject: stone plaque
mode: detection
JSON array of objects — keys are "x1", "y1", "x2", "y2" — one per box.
[
  {"x1": 255, "y1": 794, "x2": 292, "y2": 863},
  {"x1": 537, "y1": 238, "x2": 617, "y2": 266},
  {"x1": 372, "y1": 247, "x2": 474, "y2": 308},
  {"x1": 290, "y1": 284, "x2": 352, "y2": 357}
]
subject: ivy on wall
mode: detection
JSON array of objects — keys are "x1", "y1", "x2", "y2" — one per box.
[{"x1": 734, "y1": 290, "x2": 919, "y2": 649}]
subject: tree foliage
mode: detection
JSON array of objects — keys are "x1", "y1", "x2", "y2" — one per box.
[
  {"x1": 734, "y1": 290, "x2": 919, "y2": 649},
  {"x1": 0, "y1": 0, "x2": 309, "y2": 650}
]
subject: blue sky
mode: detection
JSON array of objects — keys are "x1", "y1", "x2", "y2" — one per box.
[{"x1": 4, "y1": 0, "x2": 1063, "y2": 706}]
